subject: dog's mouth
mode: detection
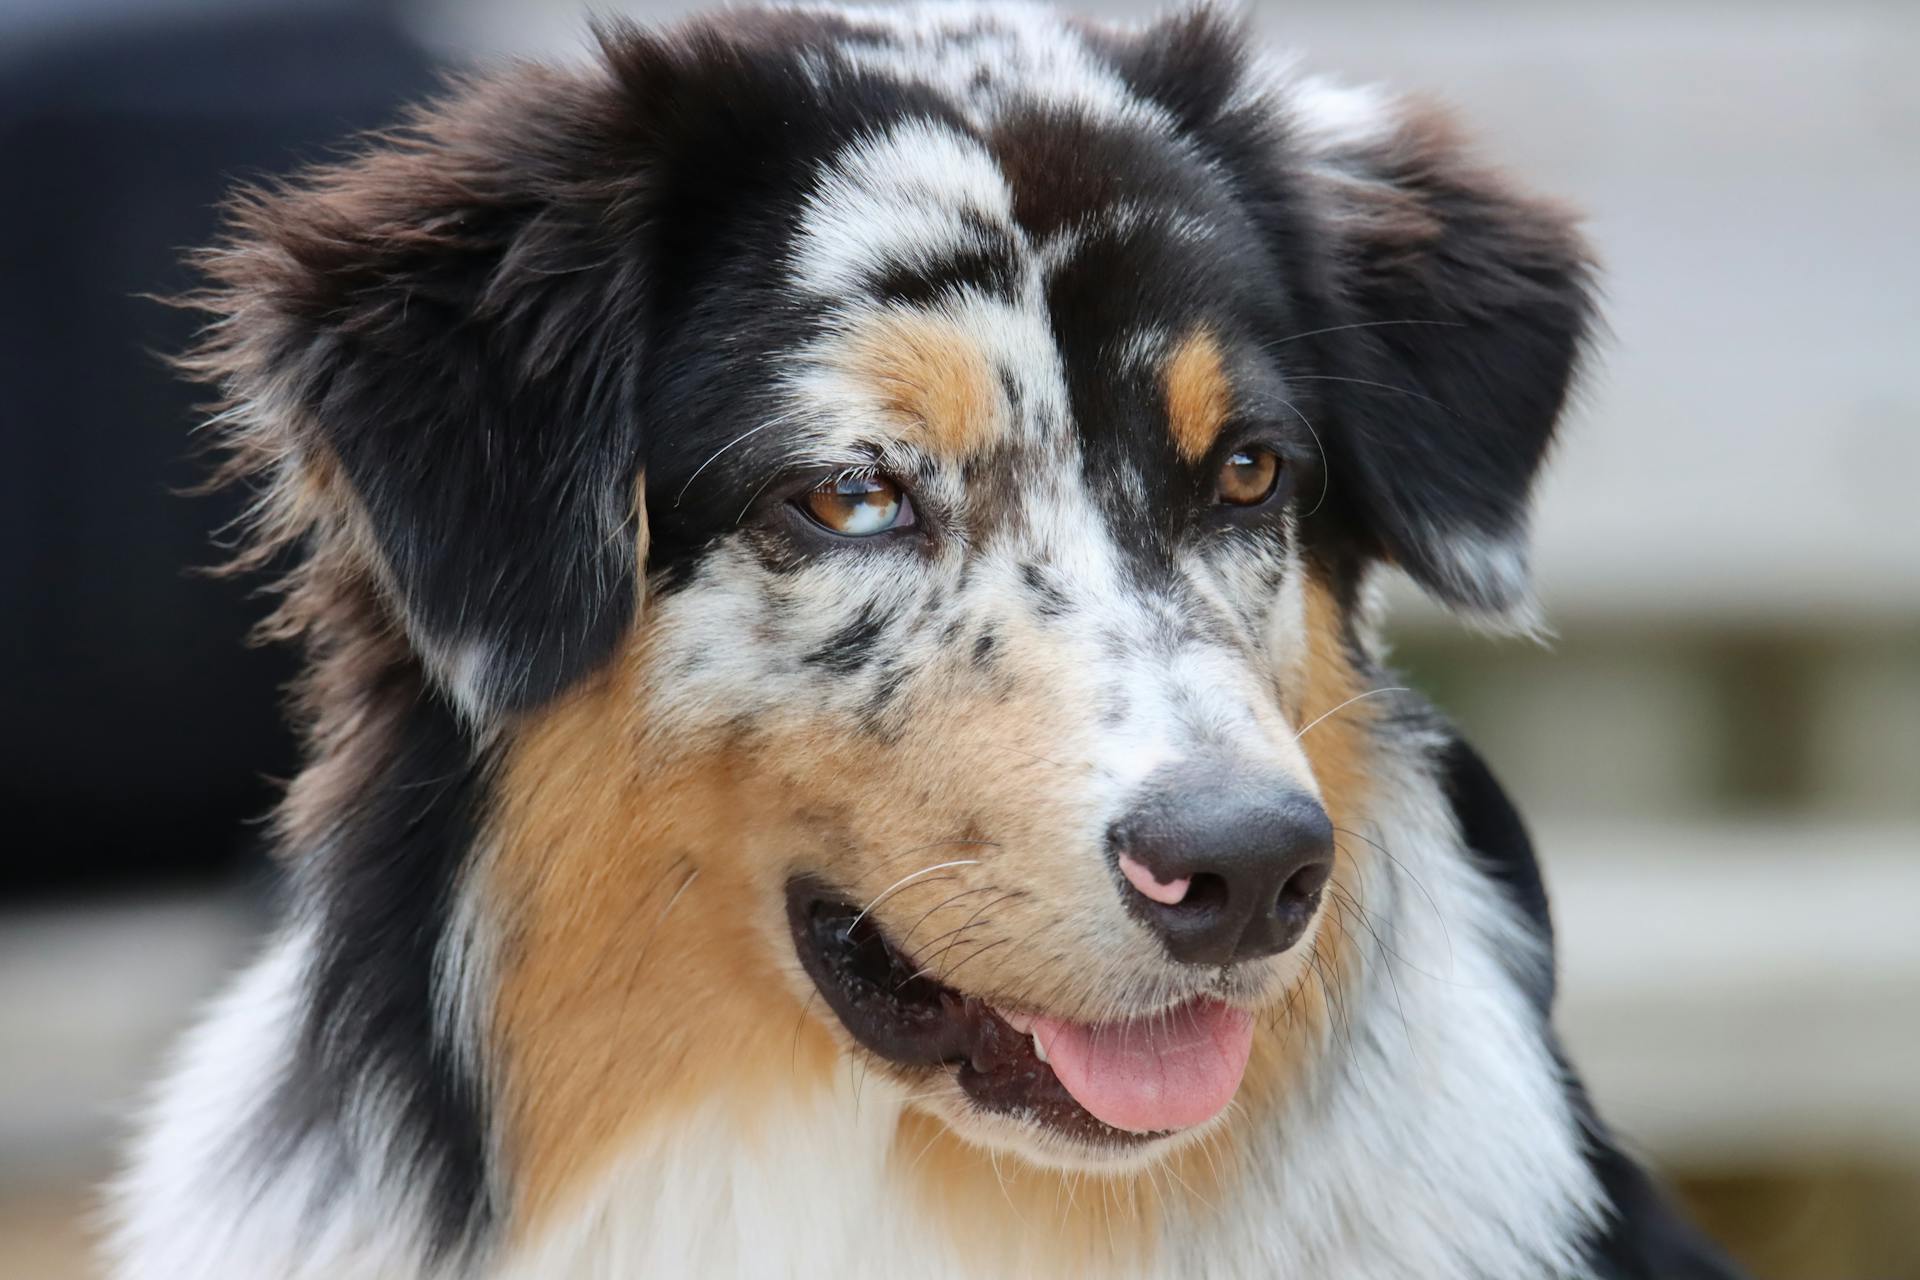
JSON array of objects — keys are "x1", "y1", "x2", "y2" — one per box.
[{"x1": 785, "y1": 878, "x2": 1254, "y2": 1147}]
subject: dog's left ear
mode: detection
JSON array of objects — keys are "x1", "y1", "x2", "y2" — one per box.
[
  {"x1": 1289, "y1": 86, "x2": 1599, "y2": 618},
  {"x1": 1100, "y1": 7, "x2": 1595, "y2": 617}
]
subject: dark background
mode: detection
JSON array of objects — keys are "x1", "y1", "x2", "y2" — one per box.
[{"x1": 1, "y1": 2, "x2": 434, "y2": 896}]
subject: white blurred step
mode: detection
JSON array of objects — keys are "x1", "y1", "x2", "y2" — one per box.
[{"x1": 1544, "y1": 821, "x2": 1920, "y2": 1163}]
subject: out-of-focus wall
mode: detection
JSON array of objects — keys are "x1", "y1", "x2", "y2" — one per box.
[{"x1": 2, "y1": 2, "x2": 1913, "y2": 1277}]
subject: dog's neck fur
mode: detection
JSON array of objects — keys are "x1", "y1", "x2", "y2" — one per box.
[{"x1": 113, "y1": 700, "x2": 1604, "y2": 1280}]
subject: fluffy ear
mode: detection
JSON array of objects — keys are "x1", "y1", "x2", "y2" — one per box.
[
  {"x1": 1291, "y1": 83, "x2": 1599, "y2": 619},
  {"x1": 191, "y1": 63, "x2": 655, "y2": 718}
]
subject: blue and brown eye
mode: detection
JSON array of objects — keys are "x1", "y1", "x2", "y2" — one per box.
[
  {"x1": 799, "y1": 473, "x2": 914, "y2": 536},
  {"x1": 1215, "y1": 446, "x2": 1283, "y2": 507}
]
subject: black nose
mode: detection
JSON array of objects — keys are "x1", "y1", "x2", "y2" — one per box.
[{"x1": 1108, "y1": 765, "x2": 1335, "y2": 966}]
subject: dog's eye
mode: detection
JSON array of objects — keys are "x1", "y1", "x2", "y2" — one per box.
[
  {"x1": 799, "y1": 474, "x2": 914, "y2": 536},
  {"x1": 1215, "y1": 447, "x2": 1283, "y2": 507}
]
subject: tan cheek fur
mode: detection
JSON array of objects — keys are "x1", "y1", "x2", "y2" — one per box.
[
  {"x1": 488, "y1": 578, "x2": 1378, "y2": 1260},
  {"x1": 488, "y1": 645, "x2": 839, "y2": 1233},
  {"x1": 485, "y1": 631, "x2": 1089, "y2": 1237}
]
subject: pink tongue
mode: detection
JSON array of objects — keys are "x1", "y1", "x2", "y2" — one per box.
[{"x1": 1031, "y1": 999, "x2": 1253, "y2": 1134}]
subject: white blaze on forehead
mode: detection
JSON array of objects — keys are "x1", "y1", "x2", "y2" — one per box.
[
  {"x1": 789, "y1": 115, "x2": 1077, "y2": 455},
  {"x1": 793, "y1": 118, "x2": 1016, "y2": 299}
]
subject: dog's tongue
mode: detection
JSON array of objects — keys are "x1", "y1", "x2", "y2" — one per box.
[{"x1": 1030, "y1": 999, "x2": 1253, "y2": 1134}]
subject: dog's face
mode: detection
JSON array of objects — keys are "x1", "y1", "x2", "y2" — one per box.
[
  {"x1": 637, "y1": 140, "x2": 1349, "y2": 1159},
  {"x1": 201, "y1": 2, "x2": 1591, "y2": 1214}
]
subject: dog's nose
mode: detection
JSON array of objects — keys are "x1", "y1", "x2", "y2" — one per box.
[{"x1": 1108, "y1": 766, "x2": 1335, "y2": 966}]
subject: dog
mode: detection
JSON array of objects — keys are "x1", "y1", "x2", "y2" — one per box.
[{"x1": 108, "y1": 4, "x2": 1746, "y2": 1276}]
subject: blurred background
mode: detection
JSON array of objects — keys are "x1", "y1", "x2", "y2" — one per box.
[{"x1": 1, "y1": 0, "x2": 1913, "y2": 1274}]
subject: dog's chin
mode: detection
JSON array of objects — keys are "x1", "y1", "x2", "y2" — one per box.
[{"x1": 785, "y1": 877, "x2": 1296, "y2": 1172}]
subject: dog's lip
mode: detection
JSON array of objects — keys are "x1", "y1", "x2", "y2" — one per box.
[{"x1": 784, "y1": 877, "x2": 1247, "y2": 1146}]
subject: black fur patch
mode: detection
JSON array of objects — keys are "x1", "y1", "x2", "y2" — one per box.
[
  {"x1": 266, "y1": 668, "x2": 492, "y2": 1259},
  {"x1": 868, "y1": 232, "x2": 1022, "y2": 307},
  {"x1": 806, "y1": 603, "x2": 890, "y2": 673},
  {"x1": 1437, "y1": 731, "x2": 1556, "y2": 1010}
]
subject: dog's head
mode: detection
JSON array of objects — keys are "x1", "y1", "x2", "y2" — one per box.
[{"x1": 199, "y1": 2, "x2": 1592, "y2": 1223}]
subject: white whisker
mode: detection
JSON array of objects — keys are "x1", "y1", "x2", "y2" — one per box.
[
  {"x1": 1274, "y1": 397, "x2": 1332, "y2": 517},
  {"x1": 1260, "y1": 317, "x2": 1465, "y2": 348},
  {"x1": 1293, "y1": 687, "x2": 1409, "y2": 741},
  {"x1": 850, "y1": 860, "x2": 981, "y2": 930},
  {"x1": 673, "y1": 410, "x2": 800, "y2": 506}
]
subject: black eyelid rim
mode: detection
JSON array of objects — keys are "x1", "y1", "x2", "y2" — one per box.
[{"x1": 758, "y1": 462, "x2": 932, "y2": 546}]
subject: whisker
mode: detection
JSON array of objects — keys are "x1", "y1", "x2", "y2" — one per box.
[
  {"x1": 933, "y1": 936, "x2": 1013, "y2": 986},
  {"x1": 1333, "y1": 824, "x2": 1454, "y2": 973},
  {"x1": 1283, "y1": 373, "x2": 1458, "y2": 416},
  {"x1": 1326, "y1": 870, "x2": 1443, "y2": 984},
  {"x1": 913, "y1": 890, "x2": 1022, "y2": 981},
  {"x1": 790, "y1": 987, "x2": 819, "y2": 1074},
  {"x1": 898, "y1": 921, "x2": 991, "y2": 983},
  {"x1": 1294, "y1": 687, "x2": 1408, "y2": 741},
  {"x1": 1101, "y1": 1178, "x2": 1120, "y2": 1256},
  {"x1": 866, "y1": 838, "x2": 1001, "y2": 876},
  {"x1": 1196, "y1": 1125, "x2": 1227, "y2": 1189},
  {"x1": 899, "y1": 885, "x2": 999, "y2": 950},
  {"x1": 905, "y1": 1117, "x2": 950, "y2": 1177},
  {"x1": 994, "y1": 743, "x2": 1070, "y2": 770},
  {"x1": 850, "y1": 1045, "x2": 871, "y2": 1120},
  {"x1": 1142, "y1": 1159, "x2": 1168, "y2": 1219},
  {"x1": 673, "y1": 410, "x2": 799, "y2": 506},
  {"x1": 1307, "y1": 948, "x2": 1352, "y2": 1056},
  {"x1": 1329, "y1": 895, "x2": 1414, "y2": 1056},
  {"x1": 988, "y1": 1148, "x2": 1021, "y2": 1219},
  {"x1": 851, "y1": 860, "x2": 982, "y2": 929},
  {"x1": 1273, "y1": 397, "x2": 1332, "y2": 518},
  {"x1": 1160, "y1": 1156, "x2": 1217, "y2": 1214},
  {"x1": 994, "y1": 931, "x2": 1062, "y2": 1001},
  {"x1": 1259, "y1": 318, "x2": 1465, "y2": 348},
  {"x1": 733, "y1": 469, "x2": 789, "y2": 525}
]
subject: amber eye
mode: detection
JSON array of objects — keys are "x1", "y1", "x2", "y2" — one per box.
[
  {"x1": 1215, "y1": 447, "x2": 1282, "y2": 507},
  {"x1": 799, "y1": 473, "x2": 913, "y2": 536}
]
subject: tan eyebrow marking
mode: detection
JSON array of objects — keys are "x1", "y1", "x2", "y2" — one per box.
[
  {"x1": 1163, "y1": 327, "x2": 1233, "y2": 463},
  {"x1": 841, "y1": 309, "x2": 1009, "y2": 459}
]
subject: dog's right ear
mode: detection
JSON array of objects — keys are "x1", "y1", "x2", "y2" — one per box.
[{"x1": 192, "y1": 52, "x2": 670, "y2": 720}]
